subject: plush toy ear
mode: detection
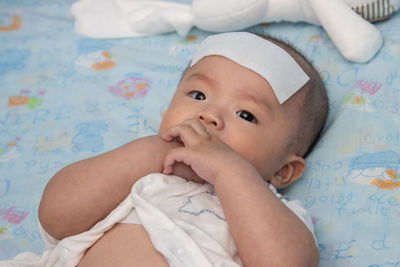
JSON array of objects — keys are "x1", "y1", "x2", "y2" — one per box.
[
  {"x1": 308, "y1": 0, "x2": 383, "y2": 63},
  {"x1": 269, "y1": 155, "x2": 306, "y2": 189}
]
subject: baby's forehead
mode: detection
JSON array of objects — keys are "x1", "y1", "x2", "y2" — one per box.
[
  {"x1": 182, "y1": 56, "x2": 280, "y2": 110},
  {"x1": 189, "y1": 32, "x2": 309, "y2": 104},
  {"x1": 184, "y1": 56, "x2": 276, "y2": 95}
]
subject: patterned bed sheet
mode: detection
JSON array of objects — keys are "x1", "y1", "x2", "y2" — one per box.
[{"x1": 1, "y1": 0, "x2": 400, "y2": 266}]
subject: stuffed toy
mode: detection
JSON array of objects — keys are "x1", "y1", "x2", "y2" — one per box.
[{"x1": 71, "y1": 0, "x2": 399, "y2": 63}]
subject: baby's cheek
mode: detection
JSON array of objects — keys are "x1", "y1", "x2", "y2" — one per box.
[
  {"x1": 159, "y1": 106, "x2": 189, "y2": 133},
  {"x1": 159, "y1": 114, "x2": 174, "y2": 133}
]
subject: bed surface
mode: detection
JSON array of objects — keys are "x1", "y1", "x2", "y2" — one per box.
[{"x1": 1, "y1": 0, "x2": 400, "y2": 265}]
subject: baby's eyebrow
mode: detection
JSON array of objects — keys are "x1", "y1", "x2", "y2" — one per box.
[
  {"x1": 184, "y1": 72, "x2": 219, "y2": 88},
  {"x1": 238, "y1": 90, "x2": 273, "y2": 113}
]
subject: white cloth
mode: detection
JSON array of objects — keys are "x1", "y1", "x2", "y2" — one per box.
[
  {"x1": 0, "y1": 173, "x2": 315, "y2": 267},
  {"x1": 69, "y1": 0, "x2": 392, "y2": 63}
]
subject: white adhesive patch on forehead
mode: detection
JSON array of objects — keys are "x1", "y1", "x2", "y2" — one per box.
[{"x1": 190, "y1": 32, "x2": 310, "y2": 104}]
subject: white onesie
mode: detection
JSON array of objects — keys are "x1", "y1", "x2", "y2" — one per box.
[{"x1": 1, "y1": 173, "x2": 315, "y2": 267}]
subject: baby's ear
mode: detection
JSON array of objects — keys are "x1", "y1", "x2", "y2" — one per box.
[{"x1": 269, "y1": 155, "x2": 306, "y2": 189}]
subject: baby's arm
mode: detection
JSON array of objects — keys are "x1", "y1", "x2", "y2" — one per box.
[
  {"x1": 162, "y1": 120, "x2": 319, "y2": 267},
  {"x1": 213, "y1": 161, "x2": 319, "y2": 267},
  {"x1": 38, "y1": 135, "x2": 194, "y2": 240}
]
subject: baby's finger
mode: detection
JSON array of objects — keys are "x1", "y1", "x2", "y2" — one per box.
[
  {"x1": 181, "y1": 119, "x2": 208, "y2": 136},
  {"x1": 161, "y1": 123, "x2": 203, "y2": 146},
  {"x1": 163, "y1": 147, "x2": 193, "y2": 175},
  {"x1": 161, "y1": 119, "x2": 208, "y2": 141}
]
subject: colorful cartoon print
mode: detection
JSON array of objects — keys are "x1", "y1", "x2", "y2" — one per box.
[
  {"x1": 0, "y1": 206, "x2": 29, "y2": 225},
  {"x1": 72, "y1": 121, "x2": 108, "y2": 153},
  {"x1": 343, "y1": 79, "x2": 382, "y2": 112},
  {"x1": 307, "y1": 31, "x2": 331, "y2": 44},
  {"x1": 309, "y1": 35, "x2": 323, "y2": 45},
  {"x1": 0, "y1": 13, "x2": 22, "y2": 32},
  {"x1": 109, "y1": 72, "x2": 150, "y2": 100},
  {"x1": 0, "y1": 137, "x2": 22, "y2": 163},
  {"x1": 76, "y1": 39, "x2": 116, "y2": 71},
  {"x1": 348, "y1": 150, "x2": 400, "y2": 189},
  {"x1": 343, "y1": 92, "x2": 375, "y2": 112},
  {"x1": 179, "y1": 35, "x2": 199, "y2": 44},
  {"x1": 7, "y1": 90, "x2": 45, "y2": 110},
  {"x1": 355, "y1": 79, "x2": 382, "y2": 95},
  {"x1": 0, "y1": 49, "x2": 30, "y2": 75},
  {"x1": 169, "y1": 35, "x2": 200, "y2": 58},
  {"x1": 0, "y1": 206, "x2": 29, "y2": 240},
  {"x1": 76, "y1": 50, "x2": 116, "y2": 71},
  {"x1": 34, "y1": 131, "x2": 70, "y2": 153}
]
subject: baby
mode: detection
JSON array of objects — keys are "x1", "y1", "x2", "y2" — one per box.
[{"x1": 3, "y1": 32, "x2": 328, "y2": 267}]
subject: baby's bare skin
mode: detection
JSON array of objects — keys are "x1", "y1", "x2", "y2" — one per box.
[
  {"x1": 40, "y1": 55, "x2": 320, "y2": 266},
  {"x1": 77, "y1": 223, "x2": 168, "y2": 267}
]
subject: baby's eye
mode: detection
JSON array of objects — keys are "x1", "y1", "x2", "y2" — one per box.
[
  {"x1": 237, "y1": 110, "x2": 257, "y2": 123},
  {"x1": 189, "y1": 91, "x2": 206, "y2": 100}
]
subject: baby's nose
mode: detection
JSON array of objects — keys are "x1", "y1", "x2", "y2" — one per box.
[{"x1": 197, "y1": 111, "x2": 224, "y2": 130}]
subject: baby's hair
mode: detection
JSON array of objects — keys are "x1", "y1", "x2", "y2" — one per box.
[{"x1": 255, "y1": 34, "x2": 329, "y2": 157}]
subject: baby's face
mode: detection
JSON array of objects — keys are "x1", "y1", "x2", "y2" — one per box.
[{"x1": 159, "y1": 56, "x2": 296, "y2": 180}]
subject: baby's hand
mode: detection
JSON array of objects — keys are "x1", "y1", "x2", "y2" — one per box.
[{"x1": 161, "y1": 119, "x2": 245, "y2": 184}]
